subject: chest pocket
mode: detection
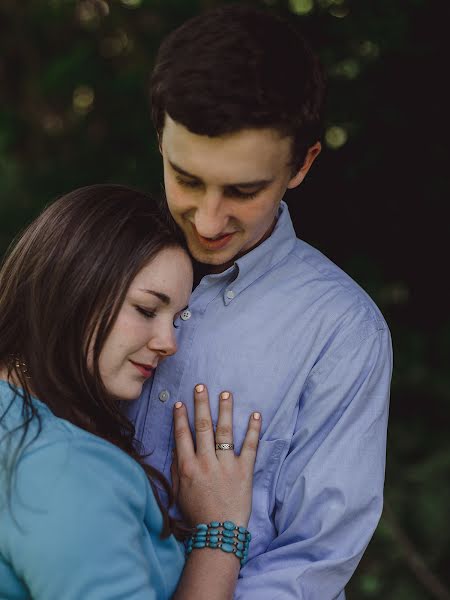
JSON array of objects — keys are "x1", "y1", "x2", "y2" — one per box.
[{"x1": 247, "y1": 439, "x2": 288, "y2": 558}]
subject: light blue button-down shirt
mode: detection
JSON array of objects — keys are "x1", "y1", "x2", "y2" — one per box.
[{"x1": 128, "y1": 201, "x2": 392, "y2": 599}]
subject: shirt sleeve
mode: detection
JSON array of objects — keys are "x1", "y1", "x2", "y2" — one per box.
[
  {"x1": 2, "y1": 432, "x2": 181, "y2": 600},
  {"x1": 235, "y1": 321, "x2": 392, "y2": 600}
]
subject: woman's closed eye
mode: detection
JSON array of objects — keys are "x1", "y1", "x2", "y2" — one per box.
[{"x1": 135, "y1": 305, "x2": 157, "y2": 319}]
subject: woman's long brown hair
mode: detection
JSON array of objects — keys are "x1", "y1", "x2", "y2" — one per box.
[{"x1": 0, "y1": 184, "x2": 189, "y2": 539}]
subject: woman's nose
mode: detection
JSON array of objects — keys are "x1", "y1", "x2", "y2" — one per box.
[{"x1": 147, "y1": 326, "x2": 177, "y2": 358}]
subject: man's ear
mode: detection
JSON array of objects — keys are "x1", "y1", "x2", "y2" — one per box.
[{"x1": 287, "y1": 141, "x2": 322, "y2": 189}]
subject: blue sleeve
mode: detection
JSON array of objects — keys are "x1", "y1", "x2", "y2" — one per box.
[
  {"x1": 235, "y1": 324, "x2": 392, "y2": 600},
  {"x1": 1, "y1": 433, "x2": 182, "y2": 600}
]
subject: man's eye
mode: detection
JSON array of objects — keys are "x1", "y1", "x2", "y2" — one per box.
[
  {"x1": 135, "y1": 306, "x2": 156, "y2": 319},
  {"x1": 226, "y1": 188, "x2": 260, "y2": 200},
  {"x1": 176, "y1": 176, "x2": 201, "y2": 189}
]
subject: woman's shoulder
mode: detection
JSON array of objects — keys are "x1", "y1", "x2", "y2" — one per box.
[
  {"x1": 0, "y1": 382, "x2": 153, "y2": 520},
  {"x1": 0, "y1": 383, "x2": 184, "y2": 600}
]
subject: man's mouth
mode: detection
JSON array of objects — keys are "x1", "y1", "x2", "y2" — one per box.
[
  {"x1": 191, "y1": 225, "x2": 236, "y2": 251},
  {"x1": 129, "y1": 360, "x2": 155, "y2": 378}
]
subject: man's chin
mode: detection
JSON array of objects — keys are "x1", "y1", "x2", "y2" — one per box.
[{"x1": 188, "y1": 246, "x2": 236, "y2": 272}]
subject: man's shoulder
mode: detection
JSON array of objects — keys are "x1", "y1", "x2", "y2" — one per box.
[
  {"x1": 266, "y1": 237, "x2": 386, "y2": 328},
  {"x1": 290, "y1": 237, "x2": 363, "y2": 288}
]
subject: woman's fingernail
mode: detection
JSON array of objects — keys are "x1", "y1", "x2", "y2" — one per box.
[
  {"x1": 221, "y1": 391, "x2": 230, "y2": 400},
  {"x1": 253, "y1": 412, "x2": 261, "y2": 420},
  {"x1": 175, "y1": 401, "x2": 183, "y2": 409},
  {"x1": 195, "y1": 384, "x2": 205, "y2": 393}
]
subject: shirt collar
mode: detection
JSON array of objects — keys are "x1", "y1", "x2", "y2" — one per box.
[{"x1": 199, "y1": 201, "x2": 297, "y2": 305}]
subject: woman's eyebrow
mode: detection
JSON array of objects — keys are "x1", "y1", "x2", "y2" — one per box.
[{"x1": 138, "y1": 289, "x2": 171, "y2": 305}]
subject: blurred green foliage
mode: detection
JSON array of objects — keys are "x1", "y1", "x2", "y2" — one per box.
[{"x1": 1, "y1": 1, "x2": 449, "y2": 598}]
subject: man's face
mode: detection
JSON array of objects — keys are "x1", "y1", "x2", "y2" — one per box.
[{"x1": 160, "y1": 115, "x2": 320, "y2": 272}]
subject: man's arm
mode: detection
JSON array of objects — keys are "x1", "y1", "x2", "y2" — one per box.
[{"x1": 235, "y1": 323, "x2": 392, "y2": 599}]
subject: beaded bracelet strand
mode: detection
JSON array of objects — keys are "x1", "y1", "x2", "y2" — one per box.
[{"x1": 186, "y1": 521, "x2": 252, "y2": 566}]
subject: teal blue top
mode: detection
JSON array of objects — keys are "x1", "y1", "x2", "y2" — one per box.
[{"x1": 0, "y1": 381, "x2": 184, "y2": 599}]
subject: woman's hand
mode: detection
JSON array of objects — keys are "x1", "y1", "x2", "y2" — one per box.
[{"x1": 171, "y1": 383, "x2": 261, "y2": 528}]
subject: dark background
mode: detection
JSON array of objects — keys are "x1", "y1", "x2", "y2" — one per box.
[{"x1": 1, "y1": 1, "x2": 449, "y2": 598}]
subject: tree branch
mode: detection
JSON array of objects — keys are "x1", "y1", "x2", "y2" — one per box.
[{"x1": 383, "y1": 502, "x2": 450, "y2": 600}]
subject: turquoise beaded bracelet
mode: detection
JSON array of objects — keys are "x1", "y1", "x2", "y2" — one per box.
[{"x1": 186, "y1": 520, "x2": 252, "y2": 566}]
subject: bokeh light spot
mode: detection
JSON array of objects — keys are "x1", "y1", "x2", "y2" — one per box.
[
  {"x1": 360, "y1": 574, "x2": 382, "y2": 595},
  {"x1": 120, "y1": 0, "x2": 142, "y2": 8},
  {"x1": 359, "y1": 40, "x2": 380, "y2": 59},
  {"x1": 325, "y1": 125, "x2": 348, "y2": 149},
  {"x1": 317, "y1": 0, "x2": 345, "y2": 6},
  {"x1": 42, "y1": 114, "x2": 64, "y2": 135},
  {"x1": 329, "y1": 5, "x2": 349, "y2": 17},
  {"x1": 73, "y1": 85, "x2": 95, "y2": 115},
  {"x1": 379, "y1": 282, "x2": 409, "y2": 306},
  {"x1": 289, "y1": 0, "x2": 314, "y2": 16},
  {"x1": 331, "y1": 58, "x2": 360, "y2": 79},
  {"x1": 100, "y1": 30, "x2": 130, "y2": 58},
  {"x1": 76, "y1": 0, "x2": 109, "y2": 25}
]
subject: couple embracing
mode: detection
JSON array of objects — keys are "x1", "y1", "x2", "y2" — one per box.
[{"x1": 0, "y1": 6, "x2": 391, "y2": 600}]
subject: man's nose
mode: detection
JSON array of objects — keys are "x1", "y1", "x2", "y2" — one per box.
[{"x1": 194, "y1": 194, "x2": 228, "y2": 238}]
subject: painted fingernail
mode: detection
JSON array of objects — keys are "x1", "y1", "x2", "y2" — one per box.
[
  {"x1": 195, "y1": 384, "x2": 205, "y2": 393},
  {"x1": 253, "y1": 412, "x2": 261, "y2": 420},
  {"x1": 221, "y1": 391, "x2": 230, "y2": 400},
  {"x1": 175, "y1": 401, "x2": 183, "y2": 409}
]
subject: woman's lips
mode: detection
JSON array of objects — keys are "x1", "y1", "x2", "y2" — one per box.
[
  {"x1": 130, "y1": 360, "x2": 155, "y2": 378},
  {"x1": 192, "y1": 226, "x2": 236, "y2": 251}
]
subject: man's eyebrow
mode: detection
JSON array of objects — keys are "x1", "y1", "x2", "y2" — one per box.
[
  {"x1": 169, "y1": 159, "x2": 274, "y2": 189},
  {"x1": 139, "y1": 289, "x2": 171, "y2": 305},
  {"x1": 169, "y1": 160, "x2": 198, "y2": 179}
]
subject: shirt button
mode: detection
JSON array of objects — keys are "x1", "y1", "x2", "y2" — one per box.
[
  {"x1": 226, "y1": 290, "x2": 235, "y2": 300},
  {"x1": 180, "y1": 309, "x2": 192, "y2": 321},
  {"x1": 159, "y1": 390, "x2": 170, "y2": 402}
]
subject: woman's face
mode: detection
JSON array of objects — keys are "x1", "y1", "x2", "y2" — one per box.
[{"x1": 98, "y1": 246, "x2": 193, "y2": 401}]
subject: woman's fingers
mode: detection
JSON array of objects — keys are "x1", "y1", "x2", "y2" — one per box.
[
  {"x1": 174, "y1": 386, "x2": 261, "y2": 474},
  {"x1": 173, "y1": 401, "x2": 195, "y2": 464},
  {"x1": 239, "y1": 412, "x2": 262, "y2": 467},
  {"x1": 193, "y1": 384, "x2": 215, "y2": 457},
  {"x1": 215, "y1": 391, "x2": 235, "y2": 459}
]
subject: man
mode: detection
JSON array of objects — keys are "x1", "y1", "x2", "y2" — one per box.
[{"x1": 128, "y1": 5, "x2": 392, "y2": 599}]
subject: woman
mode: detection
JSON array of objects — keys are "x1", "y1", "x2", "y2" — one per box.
[{"x1": 0, "y1": 184, "x2": 261, "y2": 599}]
